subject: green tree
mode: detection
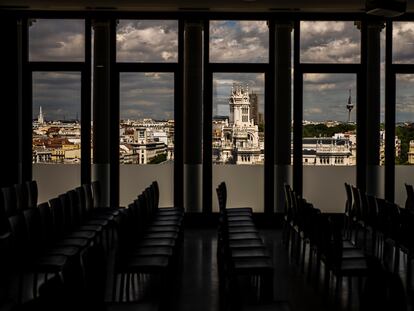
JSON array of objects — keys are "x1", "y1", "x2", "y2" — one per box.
[{"x1": 148, "y1": 153, "x2": 167, "y2": 164}]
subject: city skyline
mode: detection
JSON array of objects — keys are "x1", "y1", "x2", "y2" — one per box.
[{"x1": 29, "y1": 19, "x2": 414, "y2": 122}]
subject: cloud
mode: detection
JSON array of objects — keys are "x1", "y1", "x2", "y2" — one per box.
[
  {"x1": 300, "y1": 21, "x2": 360, "y2": 63},
  {"x1": 29, "y1": 19, "x2": 85, "y2": 61},
  {"x1": 120, "y1": 72, "x2": 174, "y2": 120},
  {"x1": 116, "y1": 20, "x2": 178, "y2": 62},
  {"x1": 33, "y1": 72, "x2": 81, "y2": 121},
  {"x1": 210, "y1": 21, "x2": 268, "y2": 63},
  {"x1": 393, "y1": 22, "x2": 414, "y2": 63}
]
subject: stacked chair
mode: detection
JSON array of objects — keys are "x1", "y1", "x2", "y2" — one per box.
[
  {"x1": 112, "y1": 181, "x2": 184, "y2": 304},
  {"x1": 216, "y1": 181, "x2": 273, "y2": 310},
  {"x1": 0, "y1": 180, "x2": 120, "y2": 309}
]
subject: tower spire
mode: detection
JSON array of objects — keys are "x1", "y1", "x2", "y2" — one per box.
[
  {"x1": 346, "y1": 89, "x2": 354, "y2": 123},
  {"x1": 38, "y1": 106, "x2": 44, "y2": 124}
]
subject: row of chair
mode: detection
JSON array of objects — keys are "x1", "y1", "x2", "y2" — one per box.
[
  {"x1": 112, "y1": 181, "x2": 184, "y2": 304},
  {"x1": 216, "y1": 182, "x2": 274, "y2": 310},
  {"x1": 0, "y1": 180, "x2": 120, "y2": 309},
  {"x1": 283, "y1": 183, "x2": 408, "y2": 309}
]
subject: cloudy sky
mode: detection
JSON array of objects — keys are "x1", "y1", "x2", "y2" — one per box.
[{"x1": 29, "y1": 19, "x2": 414, "y2": 123}]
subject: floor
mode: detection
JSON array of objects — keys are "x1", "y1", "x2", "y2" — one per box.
[
  {"x1": 148, "y1": 228, "x2": 357, "y2": 311},
  {"x1": 14, "y1": 227, "x2": 405, "y2": 311}
]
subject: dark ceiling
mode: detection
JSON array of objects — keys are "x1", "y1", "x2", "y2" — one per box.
[{"x1": 1, "y1": 0, "x2": 412, "y2": 12}]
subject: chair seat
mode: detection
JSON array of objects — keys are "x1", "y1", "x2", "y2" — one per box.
[
  {"x1": 229, "y1": 240, "x2": 265, "y2": 249},
  {"x1": 126, "y1": 256, "x2": 169, "y2": 271},
  {"x1": 46, "y1": 246, "x2": 80, "y2": 257},
  {"x1": 32, "y1": 255, "x2": 68, "y2": 272},
  {"x1": 233, "y1": 257, "x2": 273, "y2": 272},
  {"x1": 133, "y1": 246, "x2": 173, "y2": 257},
  {"x1": 55, "y1": 237, "x2": 89, "y2": 248},
  {"x1": 65, "y1": 230, "x2": 96, "y2": 240},
  {"x1": 228, "y1": 227, "x2": 259, "y2": 234},
  {"x1": 144, "y1": 232, "x2": 178, "y2": 239},
  {"x1": 228, "y1": 233, "x2": 261, "y2": 241},
  {"x1": 138, "y1": 238, "x2": 176, "y2": 248},
  {"x1": 231, "y1": 248, "x2": 269, "y2": 258},
  {"x1": 145, "y1": 226, "x2": 180, "y2": 233},
  {"x1": 342, "y1": 248, "x2": 365, "y2": 259}
]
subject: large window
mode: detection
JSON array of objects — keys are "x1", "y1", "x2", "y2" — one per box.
[
  {"x1": 29, "y1": 19, "x2": 87, "y2": 202},
  {"x1": 116, "y1": 20, "x2": 178, "y2": 207},
  {"x1": 302, "y1": 73, "x2": 357, "y2": 212},
  {"x1": 209, "y1": 20, "x2": 268, "y2": 213}
]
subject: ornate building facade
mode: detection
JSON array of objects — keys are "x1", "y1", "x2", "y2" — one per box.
[{"x1": 214, "y1": 84, "x2": 263, "y2": 164}]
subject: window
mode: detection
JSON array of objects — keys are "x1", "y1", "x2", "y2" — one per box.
[
  {"x1": 117, "y1": 20, "x2": 178, "y2": 63},
  {"x1": 29, "y1": 19, "x2": 85, "y2": 62},
  {"x1": 210, "y1": 20, "x2": 268, "y2": 63},
  {"x1": 300, "y1": 21, "x2": 360, "y2": 63},
  {"x1": 302, "y1": 73, "x2": 357, "y2": 212}
]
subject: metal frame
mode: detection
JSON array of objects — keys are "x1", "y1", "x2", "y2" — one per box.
[
  {"x1": 385, "y1": 20, "x2": 414, "y2": 203},
  {"x1": 293, "y1": 19, "x2": 364, "y2": 198},
  {"x1": 25, "y1": 18, "x2": 92, "y2": 185},
  {"x1": 204, "y1": 19, "x2": 273, "y2": 214}
]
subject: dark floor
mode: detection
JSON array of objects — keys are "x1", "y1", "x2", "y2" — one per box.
[
  {"x1": 157, "y1": 228, "x2": 356, "y2": 311},
  {"x1": 15, "y1": 227, "x2": 406, "y2": 311}
]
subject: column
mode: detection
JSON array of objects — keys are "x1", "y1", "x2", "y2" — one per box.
[
  {"x1": 0, "y1": 17, "x2": 20, "y2": 186},
  {"x1": 92, "y1": 20, "x2": 111, "y2": 207},
  {"x1": 183, "y1": 20, "x2": 203, "y2": 212},
  {"x1": 365, "y1": 21, "x2": 383, "y2": 196},
  {"x1": 274, "y1": 21, "x2": 293, "y2": 212}
]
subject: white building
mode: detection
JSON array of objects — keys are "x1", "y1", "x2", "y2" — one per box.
[{"x1": 214, "y1": 84, "x2": 262, "y2": 165}]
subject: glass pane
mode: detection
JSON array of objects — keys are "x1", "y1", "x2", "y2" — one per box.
[
  {"x1": 395, "y1": 74, "x2": 414, "y2": 207},
  {"x1": 117, "y1": 20, "x2": 178, "y2": 62},
  {"x1": 119, "y1": 73, "x2": 174, "y2": 206},
  {"x1": 210, "y1": 21, "x2": 268, "y2": 63},
  {"x1": 32, "y1": 72, "x2": 81, "y2": 164},
  {"x1": 120, "y1": 72, "x2": 174, "y2": 164},
  {"x1": 396, "y1": 74, "x2": 414, "y2": 165},
  {"x1": 29, "y1": 19, "x2": 85, "y2": 62},
  {"x1": 212, "y1": 73, "x2": 265, "y2": 212},
  {"x1": 393, "y1": 22, "x2": 414, "y2": 64},
  {"x1": 303, "y1": 74, "x2": 356, "y2": 212},
  {"x1": 300, "y1": 21, "x2": 360, "y2": 63}
]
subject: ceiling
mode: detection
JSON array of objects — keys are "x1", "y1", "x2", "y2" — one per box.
[{"x1": 1, "y1": 0, "x2": 412, "y2": 13}]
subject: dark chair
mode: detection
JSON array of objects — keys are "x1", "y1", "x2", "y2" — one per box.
[
  {"x1": 15, "y1": 183, "x2": 29, "y2": 212},
  {"x1": 405, "y1": 183, "x2": 414, "y2": 211},
  {"x1": 7, "y1": 211, "x2": 69, "y2": 302},
  {"x1": 26, "y1": 181, "x2": 38, "y2": 210}
]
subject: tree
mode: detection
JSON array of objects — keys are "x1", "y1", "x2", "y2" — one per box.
[{"x1": 148, "y1": 153, "x2": 167, "y2": 164}]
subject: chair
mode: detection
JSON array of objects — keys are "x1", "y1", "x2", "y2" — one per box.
[
  {"x1": 404, "y1": 183, "x2": 414, "y2": 211},
  {"x1": 26, "y1": 180, "x2": 38, "y2": 209},
  {"x1": 14, "y1": 183, "x2": 29, "y2": 212},
  {"x1": 7, "y1": 211, "x2": 69, "y2": 302}
]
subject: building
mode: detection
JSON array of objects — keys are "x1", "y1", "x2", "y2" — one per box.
[{"x1": 214, "y1": 84, "x2": 263, "y2": 164}]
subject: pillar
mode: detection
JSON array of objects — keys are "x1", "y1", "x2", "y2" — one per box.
[
  {"x1": 183, "y1": 20, "x2": 203, "y2": 212},
  {"x1": 274, "y1": 21, "x2": 293, "y2": 212},
  {"x1": 365, "y1": 21, "x2": 383, "y2": 196},
  {"x1": 92, "y1": 20, "x2": 112, "y2": 207}
]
